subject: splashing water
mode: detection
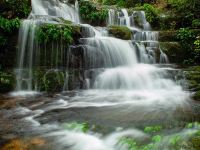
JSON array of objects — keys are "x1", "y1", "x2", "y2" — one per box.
[{"x1": 8, "y1": 1, "x2": 195, "y2": 149}]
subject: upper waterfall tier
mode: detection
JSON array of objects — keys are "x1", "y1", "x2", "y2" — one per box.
[{"x1": 31, "y1": 0, "x2": 80, "y2": 23}]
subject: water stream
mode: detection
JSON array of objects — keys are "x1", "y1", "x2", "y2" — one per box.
[{"x1": 1, "y1": 0, "x2": 197, "y2": 150}]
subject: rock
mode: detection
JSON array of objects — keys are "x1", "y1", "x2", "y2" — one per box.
[
  {"x1": 184, "y1": 66, "x2": 200, "y2": 101},
  {"x1": 43, "y1": 70, "x2": 65, "y2": 92},
  {"x1": 108, "y1": 25, "x2": 132, "y2": 40},
  {"x1": 159, "y1": 30, "x2": 177, "y2": 42},
  {"x1": 160, "y1": 42, "x2": 183, "y2": 64},
  {"x1": 0, "y1": 71, "x2": 16, "y2": 93}
]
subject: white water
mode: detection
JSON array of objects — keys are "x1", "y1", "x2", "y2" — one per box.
[
  {"x1": 108, "y1": 9, "x2": 168, "y2": 64},
  {"x1": 31, "y1": 0, "x2": 80, "y2": 22},
  {"x1": 12, "y1": 1, "x2": 193, "y2": 149}
]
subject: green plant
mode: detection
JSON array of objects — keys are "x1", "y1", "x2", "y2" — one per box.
[
  {"x1": 0, "y1": 16, "x2": 20, "y2": 33},
  {"x1": 1, "y1": 0, "x2": 31, "y2": 18},
  {"x1": 192, "y1": 19, "x2": 200, "y2": 28},
  {"x1": 176, "y1": 28, "x2": 196, "y2": 64},
  {"x1": 79, "y1": 0, "x2": 108, "y2": 25},
  {"x1": 144, "y1": 125, "x2": 162, "y2": 133},
  {"x1": 102, "y1": 0, "x2": 117, "y2": 5},
  {"x1": 119, "y1": 137, "x2": 138, "y2": 150},
  {"x1": 168, "y1": 0, "x2": 199, "y2": 27},
  {"x1": 62, "y1": 122, "x2": 90, "y2": 133},
  {"x1": 36, "y1": 24, "x2": 73, "y2": 45},
  {"x1": 152, "y1": 135, "x2": 162, "y2": 143},
  {"x1": 143, "y1": 4, "x2": 160, "y2": 25}
]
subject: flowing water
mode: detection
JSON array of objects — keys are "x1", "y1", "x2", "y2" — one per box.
[{"x1": 1, "y1": 0, "x2": 199, "y2": 150}]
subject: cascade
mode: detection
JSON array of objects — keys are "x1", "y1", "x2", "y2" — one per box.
[
  {"x1": 108, "y1": 9, "x2": 168, "y2": 64},
  {"x1": 15, "y1": 0, "x2": 80, "y2": 92},
  {"x1": 7, "y1": 0, "x2": 193, "y2": 149}
]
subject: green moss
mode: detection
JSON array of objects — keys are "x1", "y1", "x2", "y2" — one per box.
[
  {"x1": 43, "y1": 70, "x2": 65, "y2": 92},
  {"x1": 160, "y1": 42, "x2": 183, "y2": 63},
  {"x1": 108, "y1": 25, "x2": 132, "y2": 40},
  {"x1": 159, "y1": 31, "x2": 177, "y2": 42},
  {"x1": 190, "y1": 136, "x2": 200, "y2": 149},
  {"x1": 144, "y1": 125, "x2": 162, "y2": 133},
  {"x1": 62, "y1": 122, "x2": 90, "y2": 133},
  {"x1": 193, "y1": 91, "x2": 200, "y2": 101}
]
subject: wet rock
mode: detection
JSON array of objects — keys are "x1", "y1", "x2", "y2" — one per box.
[
  {"x1": 160, "y1": 42, "x2": 183, "y2": 64},
  {"x1": 184, "y1": 66, "x2": 200, "y2": 101},
  {"x1": 159, "y1": 30, "x2": 177, "y2": 42},
  {"x1": 108, "y1": 25, "x2": 132, "y2": 40},
  {"x1": 0, "y1": 71, "x2": 16, "y2": 93},
  {"x1": 43, "y1": 70, "x2": 65, "y2": 92},
  {"x1": 0, "y1": 138, "x2": 46, "y2": 150}
]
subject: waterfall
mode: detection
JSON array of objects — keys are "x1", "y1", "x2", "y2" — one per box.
[
  {"x1": 9, "y1": 1, "x2": 192, "y2": 149},
  {"x1": 15, "y1": 0, "x2": 79, "y2": 92},
  {"x1": 107, "y1": 9, "x2": 168, "y2": 64},
  {"x1": 31, "y1": 0, "x2": 80, "y2": 23}
]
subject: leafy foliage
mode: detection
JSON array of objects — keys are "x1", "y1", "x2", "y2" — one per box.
[
  {"x1": 194, "y1": 37, "x2": 200, "y2": 63},
  {"x1": 168, "y1": 0, "x2": 200, "y2": 27},
  {"x1": 134, "y1": 4, "x2": 160, "y2": 26},
  {"x1": 176, "y1": 28, "x2": 196, "y2": 64},
  {"x1": 36, "y1": 24, "x2": 73, "y2": 45},
  {"x1": 1, "y1": 0, "x2": 31, "y2": 18},
  {"x1": 142, "y1": 4, "x2": 160, "y2": 25},
  {"x1": 192, "y1": 19, "x2": 200, "y2": 28},
  {"x1": 0, "y1": 16, "x2": 20, "y2": 33},
  {"x1": 144, "y1": 125, "x2": 162, "y2": 133},
  {"x1": 62, "y1": 122, "x2": 90, "y2": 133},
  {"x1": 79, "y1": 0, "x2": 108, "y2": 25}
]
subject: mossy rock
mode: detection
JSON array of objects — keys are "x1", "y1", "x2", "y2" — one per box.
[
  {"x1": 108, "y1": 25, "x2": 132, "y2": 40},
  {"x1": 160, "y1": 42, "x2": 183, "y2": 63},
  {"x1": 159, "y1": 31, "x2": 177, "y2": 42},
  {"x1": 0, "y1": 71, "x2": 16, "y2": 93},
  {"x1": 43, "y1": 70, "x2": 65, "y2": 92},
  {"x1": 193, "y1": 91, "x2": 200, "y2": 101},
  {"x1": 184, "y1": 66, "x2": 200, "y2": 101},
  {"x1": 190, "y1": 136, "x2": 200, "y2": 149}
]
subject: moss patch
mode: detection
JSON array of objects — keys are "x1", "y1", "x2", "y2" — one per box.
[
  {"x1": 108, "y1": 25, "x2": 132, "y2": 40},
  {"x1": 184, "y1": 66, "x2": 200, "y2": 101}
]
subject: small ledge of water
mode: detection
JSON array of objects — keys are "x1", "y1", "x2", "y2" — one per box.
[{"x1": 10, "y1": 91, "x2": 40, "y2": 97}]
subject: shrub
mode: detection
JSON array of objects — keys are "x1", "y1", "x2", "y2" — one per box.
[
  {"x1": 176, "y1": 28, "x2": 196, "y2": 64},
  {"x1": 192, "y1": 19, "x2": 200, "y2": 28},
  {"x1": 0, "y1": 16, "x2": 20, "y2": 33},
  {"x1": 36, "y1": 24, "x2": 73, "y2": 45},
  {"x1": 79, "y1": 0, "x2": 108, "y2": 25},
  {"x1": 1, "y1": 0, "x2": 31, "y2": 18},
  {"x1": 143, "y1": 4, "x2": 160, "y2": 25},
  {"x1": 194, "y1": 37, "x2": 200, "y2": 63}
]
